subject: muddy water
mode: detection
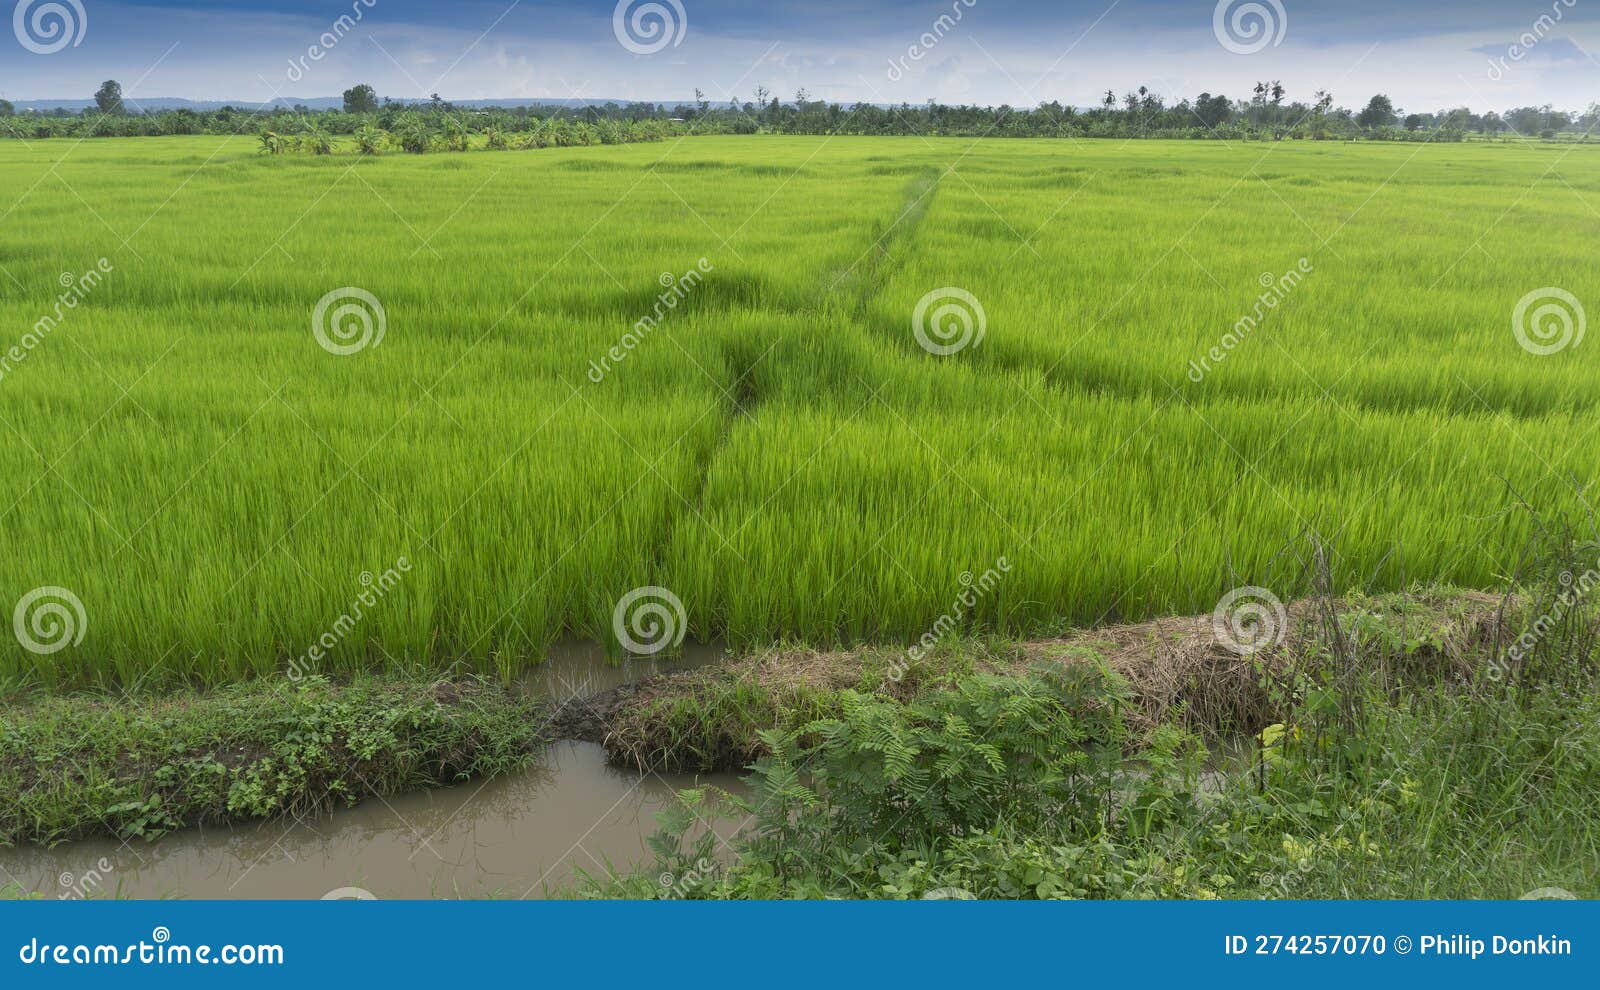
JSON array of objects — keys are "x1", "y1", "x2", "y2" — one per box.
[
  {"x1": 528, "y1": 639, "x2": 726, "y2": 702},
  {"x1": 0, "y1": 643, "x2": 743, "y2": 900},
  {"x1": 0, "y1": 742, "x2": 743, "y2": 899}
]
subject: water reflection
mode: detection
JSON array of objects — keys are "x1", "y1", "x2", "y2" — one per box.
[{"x1": 528, "y1": 639, "x2": 726, "y2": 703}]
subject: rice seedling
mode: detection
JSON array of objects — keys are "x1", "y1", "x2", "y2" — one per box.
[{"x1": 1, "y1": 134, "x2": 1596, "y2": 687}]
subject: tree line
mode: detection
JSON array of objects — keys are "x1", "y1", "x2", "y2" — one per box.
[{"x1": 2, "y1": 80, "x2": 1595, "y2": 144}]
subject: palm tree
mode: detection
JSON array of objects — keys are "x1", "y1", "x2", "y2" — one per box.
[
  {"x1": 441, "y1": 117, "x2": 469, "y2": 152},
  {"x1": 353, "y1": 123, "x2": 386, "y2": 155},
  {"x1": 258, "y1": 130, "x2": 289, "y2": 155},
  {"x1": 299, "y1": 121, "x2": 333, "y2": 155},
  {"x1": 396, "y1": 114, "x2": 433, "y2": 154}
]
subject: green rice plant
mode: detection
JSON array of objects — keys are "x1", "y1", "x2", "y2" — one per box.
[{"x1": 1, "y1": 135, "x2": 1598, "y2": 686}]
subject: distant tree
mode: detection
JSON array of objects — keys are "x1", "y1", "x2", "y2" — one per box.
[
  {"x1": 1505, "y1": 106, "x2": 1545, "y2": 135},
  {"x1": 1193, "y1": 92, "x2": 1232, "y2": 129},
  {"x1": 0, "y1": 99, "x2": 14, "y2": 117},
  {"x1": 3, "y1": 77, "x2": 1586, "y2": 147},
  {"x1": 299, "y1": 120, "x2": 333, "y2": 155},
  {"x1": 1302, "y1": 90, "x2": 1336, "y2": 139},
  {"x1": 257, "y1": 130, "x2": 289, "y2": 155},
  {"x1": 1357, "y1": 94, "x2": 1397, "y2": 130},
  {"x1": 168, "y1": 106, "x2": 199, "y2": 134},
  {"x1": 440, "y1": 116, "x2": 468, "y2": 151},
  {"x1": 395, "y1": 113, "x2": 433, "y2": 153},
  {"x1": 353, "y1": 122, "x2": 386, "y2": 155},
  {"x1": 342, "y1": 84, "x2": 379, "y2": 114},
  {"x1": 94, "y1": 80, "x2": 124, "y2": 116},
  {"x1": 1580, "y1": 103, "x2": 1600, "y2": 134}
]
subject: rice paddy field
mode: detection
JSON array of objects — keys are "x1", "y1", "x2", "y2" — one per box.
[{"x1": 2, "y1": 134, "x2": 1597, "y2": 688}]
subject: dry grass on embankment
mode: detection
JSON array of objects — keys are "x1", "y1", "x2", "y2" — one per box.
[{"x1": 576, "y1": 590, "x2": 1514, "y2": 773}]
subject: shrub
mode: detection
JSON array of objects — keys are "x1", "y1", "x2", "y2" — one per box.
[
  {"x1": 353, "y1": 123, "x2": 386, "y2": 155},
  {"x1": 299, "y1": 122, "x2": 334, "y2": 156},
  {"x1": 257, "y1": 130, "x2": 289, "y2": 155},
  {"x1": 395, "y1": 114, "x2": 433, "y2": 154},
  {"x1": 0, "y1": 676, "x2": 543, "y2": 845}
]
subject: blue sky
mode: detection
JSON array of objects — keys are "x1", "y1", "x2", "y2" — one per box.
[{"x1": 2, "y1": 0, "x2": 1597, "y2": 111}]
